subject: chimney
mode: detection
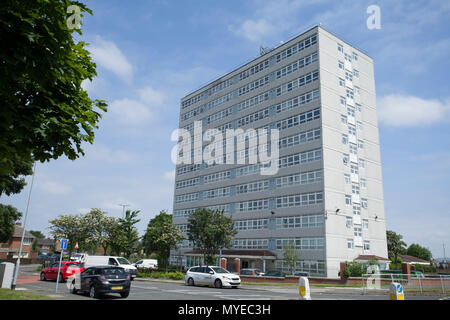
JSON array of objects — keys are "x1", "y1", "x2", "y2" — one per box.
[{"x1": 15, "y1": 222, "x2": 22, "y2": 226}]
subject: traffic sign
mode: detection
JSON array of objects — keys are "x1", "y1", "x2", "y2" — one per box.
[{"x1": 60, "y1": 238, "x2": 68, "y2": 250}]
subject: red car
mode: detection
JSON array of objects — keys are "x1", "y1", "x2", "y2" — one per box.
[{"x1": 40, "y1": 261, "x2": 84, "y2": 282}]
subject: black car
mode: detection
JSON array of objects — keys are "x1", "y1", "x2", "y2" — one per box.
[
  {"x1": 263, "y1": 270, "x2": 285, "y2": 277},
  {"x1": 72, "y1": 266, "x2": 131, "y2": 298}
]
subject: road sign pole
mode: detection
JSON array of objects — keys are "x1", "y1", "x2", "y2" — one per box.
[
  {"x1": 55, "y1": 249, "x2": 63, "y2": 292},
  {"x1": 55, "y1": 238, "x2": 68, "y2": 293}
]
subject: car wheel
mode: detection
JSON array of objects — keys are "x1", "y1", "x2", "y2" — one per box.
[
  {"x1": 214, "y1": 279, "x2": 223, "y2": 289},
  {"x1": 120, "y1": 291, "x2": 130, "y2": 298},
  {"x1": 89, "y1": 285, "x2": 98, "y2": 299},
  {"x1": 40, "y1": 272, "x2": 46, "y2": 281},
  {"x1": 187, "y1": 277, "x2": 195, "y2": 286}
]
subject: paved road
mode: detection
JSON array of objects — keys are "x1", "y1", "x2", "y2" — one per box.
[{"x1": 16, "y1": 276, "x2": 444, "y2": 300}]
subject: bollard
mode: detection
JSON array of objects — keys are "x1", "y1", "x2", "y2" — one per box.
[
  {"x1": 299, "y1": 276, "x2": 311, "y2": 300},
  {"x1": 389, "y1": 282, "x2": 405, "y2": 300}
]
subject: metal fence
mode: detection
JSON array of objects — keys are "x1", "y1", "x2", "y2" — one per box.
[{"x1": 361, "y1": 273, "x2": 450, "y2": 296}]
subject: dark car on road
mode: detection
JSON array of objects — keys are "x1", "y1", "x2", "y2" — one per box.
[
  {"x1": 71, "y1": 266, "x2": 131, "y2": 299},
  {"x1": 263, "y1": 270, "x2": 286, "y2": 277}
]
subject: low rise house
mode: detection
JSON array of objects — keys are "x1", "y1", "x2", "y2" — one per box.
[
  {"x1": 398, "y1": 254, "x2": 430, "y2": 266},
  {"x1": 0, "y1": 223, "x2": 37, "y2": 260}
]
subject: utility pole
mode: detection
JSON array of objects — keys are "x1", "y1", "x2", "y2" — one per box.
[
  {"x1": 118, "y1": 204, "x2": 130, "y2": 219},
  {"x1": 11, "y1": 162, "x2": 37, "y2": 290}
]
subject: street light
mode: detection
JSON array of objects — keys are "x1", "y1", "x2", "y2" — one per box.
[
  {"x1": 118, "y1": 204, "x2": 130, "y2": 219},
  {"x1": 11, "y1": 162, "x2": 37, "y2": 290}
]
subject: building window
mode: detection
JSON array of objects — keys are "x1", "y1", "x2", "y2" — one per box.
[
  {"x1": 344, "y1": 174, "x2": 350, "y2": 184},
  {"x1": 23, "y1": 238, "x2": 32, "y2": 245},
  {"x1": 347, "y1": 106, "x2": 355, "y2": 117},
  {"x1": 354, "y1": 227, "x2": 362, "y2": 237},
  {"x1": 342, "y1": 134, "x2": 348, "y2": 145},
  {"x1": 349, "y1": 143, "x2": 358, "y2": 155},
  {"x1": 347, "y1": 239, "x2": 354, "y2": 249},
  {"x1": 360, "y1": 178, "x2": 367, "y2": 189},
  {"x1": 361, "y1": 198, "x2": 368, "y2": 209},
  {"x1": 359, "y1": 159, "x2": 366, "y2": 168},
  {"x1": 338, "y1": 60, "x2": 344, "y2": 70},
  {"x1": 353, "y1": 205, "x2": 361, "y2": 216},
  {"x1": 345, "y1": 195, "x2": 352, "y2": 205},
  {"x1": 341, "y1": 115, "x2": 348, "y2": 124},
  {"x1": 357, "y1": 121, "x2": 363, "y2": 130},
  {"x1": 353, "y1": 69, "x2": 359, "y2": 78},
  {"x1": 356, "y1": 103, "x2": 362, "y2": 112},
  {"x1": 340, "y1": 96, "x2": 346, "y2": 106},
  {"x1": 364, "y1": 241, "x2": 370, "y2": 251},
  {"x1": 348, "y1": 124, "x2": 356, "y2": 136},
  {"x1": 352, "y1": 183, "x2": 360, "y2": 195},
  {"x1": 363, "y1": 219, "x2": 369, "y2": 229},
  {"x1": 338, "y1": 43, "x2": 343, "y2": 53},
  {"x1": 343, "y1": 154, "x2": 349, "y2": 165},
  {"x1": 346, "y1": 217, "x2": 353, "y2": 228},
  {"x1": 339, "y1": 78, "x2": 345, "y2": 87},
  {"x1": 354, "y1": 86, "x2": 361, "y2": 95},
  {"x1": 352, "y1": 52, "x2": 359, "y2": 61},
  {"x1": 350, "y1": 164, "x2": 359, "y2": 175}
]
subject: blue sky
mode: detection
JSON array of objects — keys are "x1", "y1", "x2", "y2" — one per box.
[{"x1": 2, "y1": 0, "x2": 450, "y2": 258}]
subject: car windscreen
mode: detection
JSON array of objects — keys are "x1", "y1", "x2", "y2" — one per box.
[
  {"x1": 117, "y1": 257, "x2": 131, "y2": 265},
  {"x1": 211, "y1": 267, "x2": 229, "y2": 274},
  {"x1": 101, "y1": 268, "x2": 126, "y2": 275},
  {"x1": 66, "y1": 263, "x2": 82, "y2": 267}
]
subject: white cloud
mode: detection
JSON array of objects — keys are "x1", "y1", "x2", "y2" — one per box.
[
  {"x1": 229, "y1": 0, "x2": 323, "y2": 42},
  {"x1": 378, "y1": 94, "x2": 450, "y2": 127},
  {"x1": 109, "y1": 98, "x2": 152, "y2": 124},
  {"x1": 137, "y1": 86, "x2": 166, "y2": 107},
  {"x1": 90, "y1": 36, "x2": 133, "y2": 82},
  {"x1": 163, "y1": 170, "x2": 175, "y2": 181},
  {"x1": 40, "y1": 180, "x2": 72, "y2": 195}
]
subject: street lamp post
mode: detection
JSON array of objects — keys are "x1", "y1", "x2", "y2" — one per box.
[
  {"x1": 118, "y1": 204, "x2": 130, "y2": 219},
  {"x1": 11, "y1": 162, "x2": 37, "y2": 290}
]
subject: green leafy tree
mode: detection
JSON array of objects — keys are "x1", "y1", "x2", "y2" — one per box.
[
  {"x1": 48, "y1": 213, "x2": 88, "y2": 256},
  {"x1": 0, "y1": 204, "x2": 23, "y2": 243},
  {"x1": 187, "y1": 208, "x2": 237, "y2": 264},
  {"x1": 83, "y1": 208, "x2": 118, "y2": 255},
  {"x1": 30, "y1": 230, "x2": 45, "y2": 252},
  {"x1": 143, "y1": 210, "x2": 184, "y2": 272},
  {"x1": 344, "y1": 262, "x2": 364, "y2": 277},
  {"x1": 282, "y1": 243, "x2": 299, "y2": 275},
  {"x1": 0, "y1": 156, "x2": 34, "y2": 196},
  {"x1": 116, "y1": 210, "x2": 140, "y2": 258},
  {"x1": 386, "y1": 230, "x2": 407, "y2": 263},
  {"x1": 407, "y1": 243, "x2": 432, "y2": 262},
  {"x1": 0, "y1": 0, "x2": 107, "y2": 180}
]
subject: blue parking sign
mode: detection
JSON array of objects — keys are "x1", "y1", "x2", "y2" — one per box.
[
  {"x1": 397, "y1": 284, "x2": 403, "y2": 294},
  {"x1": 60, "y1": 238, "x2": 68, "y2": 250}
]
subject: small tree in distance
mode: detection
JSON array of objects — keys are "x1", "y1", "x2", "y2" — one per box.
[
  {"x1": 143, "y1": 210, "x2": 184, "y2": 272},
  {"x1": 187, "y1": 208, "x2": 237, "y2": 265}
]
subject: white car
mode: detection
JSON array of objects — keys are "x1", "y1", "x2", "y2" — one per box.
[
  {"x1": 134, "y1": 259, "x2": 158, "y2": 270},
  {"x1": 83, "y1": 255, "x2": 138, "y2": 280},
  {"x1": 185, "y1": 266, "x2": 241, "y2": 289}
]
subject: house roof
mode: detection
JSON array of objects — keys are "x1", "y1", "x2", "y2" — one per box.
[
  {"x1": 38, "y1": 238, "x2": 54, "y2": 246},
  {"x1": 398, "y1": 254, "x2": 429, "y2": 264},
  {"x1": 12, "y1": 225, "x2": 35, "y2": 239},
  {"x1": 354, "y1": 255, "x2": 390, "y2": 262},
  {"x1": 185, "y1": 249, "x2": 276, "y2": 258}
]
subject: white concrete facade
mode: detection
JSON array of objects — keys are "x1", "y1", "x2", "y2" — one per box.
[{"x1": 171, "y1": 26, "x2": 388, "y2": 278}]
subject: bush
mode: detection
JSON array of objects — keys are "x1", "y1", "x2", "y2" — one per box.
[
  {"x1": 344, "y1": 262, "x2": 364, "y2": 277},
  {"x1": 137, "y1": 270, "x2": 185, "y2": 280}
]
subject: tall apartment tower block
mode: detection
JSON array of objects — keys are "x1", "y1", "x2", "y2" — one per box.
[{"x1": 171, "y1": 26, "x2": 388, "y2": 278}]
